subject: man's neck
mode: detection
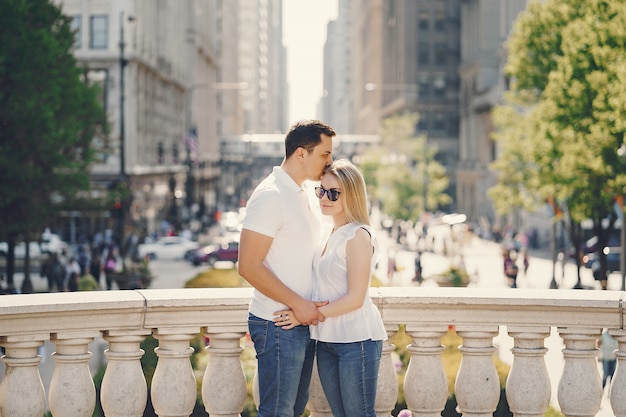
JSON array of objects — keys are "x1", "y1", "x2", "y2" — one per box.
[{"x1": 280, "y1": 160, "x2": 304, "y2": 187}]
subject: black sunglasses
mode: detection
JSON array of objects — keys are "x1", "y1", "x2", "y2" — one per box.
[{"x1": 315, "y1": 186, "x2": 341, "y2": 201}]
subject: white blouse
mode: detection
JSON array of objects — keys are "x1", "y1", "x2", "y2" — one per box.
[{"x1": 310, "y1": 223, "x2": 388, "y2": 343}]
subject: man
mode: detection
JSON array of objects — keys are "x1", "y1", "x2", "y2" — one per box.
[{"x1": 238, "y1": 119, "x2": 335, "y2": 417}]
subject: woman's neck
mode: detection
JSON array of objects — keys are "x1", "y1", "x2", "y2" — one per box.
[{"x1": 332, "y1": 217, "x2": 349, "y2": 232}]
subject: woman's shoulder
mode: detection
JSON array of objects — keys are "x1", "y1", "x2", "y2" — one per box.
[{"x1": 342, "y1": 223, "x2": 375, "y2": 242}]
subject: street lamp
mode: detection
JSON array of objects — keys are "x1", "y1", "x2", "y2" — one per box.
[
  {"x1": 118, "y1": 11, "x2": 135, "y2": 256},
  {"x1": 183, "y1": 82, "x2": 248, "y2": 222}
]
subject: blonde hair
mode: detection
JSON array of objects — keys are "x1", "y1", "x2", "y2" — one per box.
[{"x1": 326, "y1": 159, "x2": 370, "y2": 225}]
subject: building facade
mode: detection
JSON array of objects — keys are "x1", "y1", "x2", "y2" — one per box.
[
  {"x1": 53, "y1": 0, "x2": 287, "y2": 243},
  {"x1": 338, "y1": 0, "x2": 461, "y2": 209},
  {"x1": 456, "y1": 0, "x2": 529, "y2": 227}
]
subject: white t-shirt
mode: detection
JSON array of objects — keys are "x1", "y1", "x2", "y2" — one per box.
[
  {"x1": 242, "y1": 166, "x2": 321, "y2": 321},
  {"x1": 310, "y1": 223, "x2": 387, "y2": 343}
]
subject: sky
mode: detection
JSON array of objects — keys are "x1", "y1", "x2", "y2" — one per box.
[{"x1": 283, "y1": 0, "x2": 338, "y2": 121}]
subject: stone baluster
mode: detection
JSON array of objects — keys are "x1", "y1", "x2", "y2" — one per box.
[
  {"x1": 376, "y1": 325, "x2": 400, "y2": 417},
  {"x1": 49, "y1": 332, "x2": 99, "y2": 417},
  {"x1": 101, "y1": 330, "x2": 152, "y2": 417},
  {"x1": 201, "y1": 330, "x2": 247, "y2": 417},
  {"x1": 455, "y1": 326, "x2": 500, "y2": 417},
  {"x1": 608, "y1": 329, "x2": 626, "y2": 417},
  {"x1": 151, "y1": 328, "x2": 198, "y2": 417},
  {"x1": 506, "y1": 326, "x2": 551, "y2": 417},
  {"x1": 403, "y1": 325, "x2": 448, "y2": 417},
  {"x1": 0, "y1": 335, "x2": 48, "y2": 417},
  {"x1": 557, "y1": 327, "x2": 602, "y2": 417}
]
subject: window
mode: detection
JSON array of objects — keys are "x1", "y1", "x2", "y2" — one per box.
[
  {"x1": 433, "y1": 74, "x2": 446, "y2": 97},
  {"x1": 434, "y1": 43, "x2": 447, "y2": 65},
  {"x1": 71, "y1": 15, "x2": 82, "y2": 49},
  {"x1": 90, "y1": 15, "x2": 108, "y2": 49},
  {"x1": 434, "y1": 12, "x2": 445, "y2": 31},
  {"x1": 417, "y1": 74, "x2": 430, "y2": 97},
  {"x1": 418, "y1": 42, "x2": 429, "y2": 65},
  {"x1": 433, "y1": 112, "x2": 446, "y2": 131},
  {"x1": 418, "y1": 12, "x2": 429, "y2": 31},
  {"x1": 417, "y1": 111, "x2": 429, "y2": 131}
]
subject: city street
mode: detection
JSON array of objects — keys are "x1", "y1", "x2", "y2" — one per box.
[{"x1": 5, "y1": 227, "x2": 622, "y2": 416}]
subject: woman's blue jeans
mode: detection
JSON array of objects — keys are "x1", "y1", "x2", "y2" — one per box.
[
  {"x1": 248, "y1": 314, "x2": 315, "y2": 417},
  {"x1": 316, "y1": 339, "x2": 383, "y2": 417}
]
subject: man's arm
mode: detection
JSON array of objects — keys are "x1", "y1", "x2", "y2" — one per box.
[{"x1": 238, "y1": 228, "x2": 323, "y2": 325}]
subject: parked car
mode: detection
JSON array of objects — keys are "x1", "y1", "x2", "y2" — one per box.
[
  {"x1": 138, "y1": 236, "x2": 199, "y2": 260},
  {"x1": 583, "y1": 246, "x2": 621, "y2": 272},
  {"x1": 189, "y1": 241, "x2": 239, "y2": 266}
]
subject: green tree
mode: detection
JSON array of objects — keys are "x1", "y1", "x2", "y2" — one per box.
[
  {"x1": 360, "y1": 112, "x2": 450, "y2": 222},
  {"x1": 0, "y1": 0, "x2": 107, "y2": 292},
  {"x1": 490, "y1": 0, "x2": 626, "y2": 288}
]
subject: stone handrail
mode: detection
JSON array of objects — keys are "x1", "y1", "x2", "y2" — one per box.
[{"x1": 0, "y1": 287, "x2": 625, "y2": 417}]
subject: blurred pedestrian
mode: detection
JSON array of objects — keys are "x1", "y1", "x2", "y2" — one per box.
[
  {"x1": 41, "y1": 253, "x2": 65, "y2": 292},
  {"x1": 103, "y1": 249, "x2": 117, "y2": 290},
  {"x1": 64, "y1": 256, "x2": 81, "y2": 291},
  {"x1": 89, "y1": 253, "x2": 102, "y2": 289},
  {"x1": 413, "y1": 251, "x2": 423, "y2": 283},
  {"x1": 599, "y1": 329, "x2": 618, "y2": 391},
  {"x1": 78, "y1": 273, "x2": 99, "y2": 291},
  {"x1": 503, "y1": 249, "x2": 519, "y2": 288},
  {"x1": 387, "y1": 252, "x2": 397, "y2": 280}
]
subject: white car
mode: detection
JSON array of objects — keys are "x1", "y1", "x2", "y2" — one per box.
[
  {"x1": 40, "y1": 232, "x2": 69, "y2": 255},
  {"x1": 138, "y1": 236, "x2": 199, "y2": 260}
]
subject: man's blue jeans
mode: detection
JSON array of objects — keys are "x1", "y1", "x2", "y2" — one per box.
[
  {"x1": 248, "y1": 314, "x2": 315, "y2": 417},
  {"x1": 316, "y1": 339, "x2": 383, "y2": 417}
]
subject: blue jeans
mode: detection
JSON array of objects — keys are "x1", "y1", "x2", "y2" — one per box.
[
  {"x1": 603, "y1": 359, "x2": 616, "y2": 388},
  {"x1": 316, "y1": 339, "x2": 383, "y2": 417},
  {"x1": 248, "y1": 314, "x2": 316, "y2": 417}
]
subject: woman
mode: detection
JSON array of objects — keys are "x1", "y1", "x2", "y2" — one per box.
[{"x1": 275, "y1": 158, "x2": 387, "y2": 417}]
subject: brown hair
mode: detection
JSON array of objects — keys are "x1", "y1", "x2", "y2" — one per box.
[{"x1": 284, "y1": 119, "x2": 336, "y2": 158}]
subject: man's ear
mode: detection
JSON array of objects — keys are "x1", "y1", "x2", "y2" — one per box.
[{"x1": 296, "y1": 147, "x2": 306, "y2": 160}]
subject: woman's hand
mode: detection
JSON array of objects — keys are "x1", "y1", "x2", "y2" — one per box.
[{"x1": 273, "y1": 309, "x2": 301, "y2": 330}]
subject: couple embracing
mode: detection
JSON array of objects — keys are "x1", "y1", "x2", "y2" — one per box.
[{"x1": 238, "y1": 119, "x2": 386, "y2": 417}]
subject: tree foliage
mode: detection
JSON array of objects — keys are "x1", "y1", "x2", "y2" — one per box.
[
  {"x1": 0, "y1": 0, "x2": 107, "y2": 290},
  {"x1": 0, "y1": 0, "x2": 106, "y2": 240},
  {"x1": 359, "y1": 112, "x2": 450, "y2": 221},
  {"x1": 490, "y1": 0, "x2": 626, "y2": 284}
]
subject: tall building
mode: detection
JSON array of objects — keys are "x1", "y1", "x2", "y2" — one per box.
[
  {"x1": 349, "y1": 0, "x2": 384, "y2": 135},
  {"x1": 238, "y1": 0, "x2": 287, "y2": 134},
  {"x1": 456, "y1": 0, "x2": 529, "y2": 226},
  {"x1": 347, "y1": 0, "x2": 461, "y2": 208},
  {"x1": 321, "y1": 0, "x2": 353, "y2": 134},
  {"x1": 55, "y1": 0, "x2": 246, "y2": 240}
]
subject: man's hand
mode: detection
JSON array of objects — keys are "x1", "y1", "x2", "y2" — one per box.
[{"x1": 291, "y1": 300, "x2": 321, "y2": 325}]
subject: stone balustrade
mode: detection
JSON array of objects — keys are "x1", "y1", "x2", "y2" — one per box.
[{"x1": 1, "y1": 287, "x2": 625, "y2": 417}]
